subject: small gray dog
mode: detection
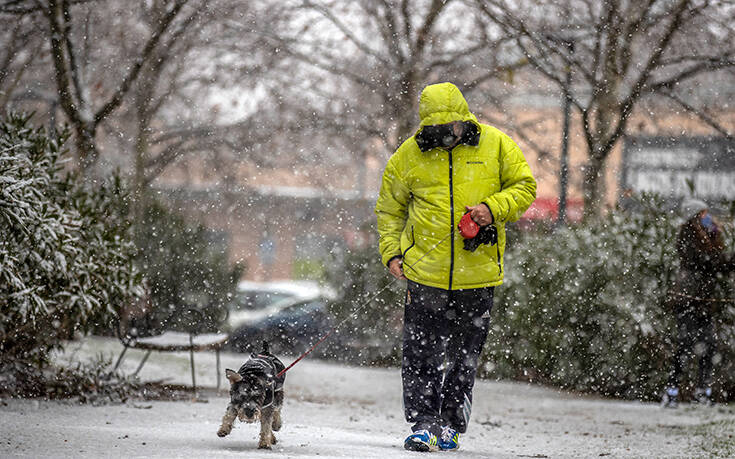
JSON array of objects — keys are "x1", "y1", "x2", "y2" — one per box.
[{"x1": 217, "y1": 342, "x2": 286, "y2": 449}]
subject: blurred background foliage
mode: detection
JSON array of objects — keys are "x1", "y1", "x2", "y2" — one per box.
[
  {"x1": 483, "y1": 194, "x2": 735, "y2": 401},
  {"x1": 326, "y1": 222, "x2": 404, "y2": 365},
  {"x1": 132, "y1": 198, "x2": 244, "y2": 336}
]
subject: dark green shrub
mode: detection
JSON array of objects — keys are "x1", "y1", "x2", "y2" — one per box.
[
  {"x1": 0, "y1": 113, "x2": 242, "y2": 400},
  {"x1": 483, "y1": 194, "x2": 735, "y2": 401}
]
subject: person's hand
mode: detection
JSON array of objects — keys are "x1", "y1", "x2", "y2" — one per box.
[
  {"x1": 465, "y1": 204, "x2": 493, "y2": 226},
  {"x1": 388, "y1": 257, "x2": 406, "y2": 280}
]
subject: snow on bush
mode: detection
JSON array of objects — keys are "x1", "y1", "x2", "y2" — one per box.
[{"x1": 0, "y1": 113, "x2": 143, "y2": 373}]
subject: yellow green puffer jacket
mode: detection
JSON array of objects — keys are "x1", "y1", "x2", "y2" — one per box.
[{"x1": 375, "y1": 82, "x2": 536, "y2": 290}]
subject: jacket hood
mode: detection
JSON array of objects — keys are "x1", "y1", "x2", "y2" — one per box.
[
  {"x1": 418, "y1": 82, "x2": 479, "y2": 128},
  {"x1": 680, "y1": 198, "x2": 708, "y2": 220}
]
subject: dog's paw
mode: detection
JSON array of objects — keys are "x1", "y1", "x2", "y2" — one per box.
[
  {"x1": 217, "y1": 428, "x2": 230, "y2": 438},
  {"x1": 270, "y1": 434, "x2": 277, "y2": 445},
  {"x1": 257, "y1": 440, "x2": 272, "y2": 449}
]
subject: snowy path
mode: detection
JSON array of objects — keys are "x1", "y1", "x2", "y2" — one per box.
[{"x1": 1, "y1": 336, "x2": 734, "y2": 458}]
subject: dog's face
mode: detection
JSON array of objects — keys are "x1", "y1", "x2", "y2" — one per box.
[{"x1": 226, "y1": 369, "x2": 268, "y2": 423}]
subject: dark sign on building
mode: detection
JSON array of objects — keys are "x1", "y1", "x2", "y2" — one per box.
[{"x1": 621, "y1": 136, "x2": 735, "y2": 199}]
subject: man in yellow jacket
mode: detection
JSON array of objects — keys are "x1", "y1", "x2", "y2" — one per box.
[{"x1": 375, "y1": 82, "x2": 536, "y2": 452}]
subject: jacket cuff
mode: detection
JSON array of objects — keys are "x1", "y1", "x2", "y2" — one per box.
[
  {"x1": 481, "y1": 202, "x2": 495, "y2": 225},
  {"x1": 386, "y1": 255, "x2": 402, "y2": 268}
]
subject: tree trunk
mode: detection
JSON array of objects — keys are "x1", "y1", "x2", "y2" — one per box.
[
  {"x1": 132, "y1": 107, "x2": 151, "y2": 238},
  {"x1": 393, "y1": 75, "x2": 420, "y2": 147},
  {"x1": 582, "y1": 154, "x2": 605, "y2": 221},
  {"x1": 74, "y1": 122, "x2": 98, "y2": 173}
]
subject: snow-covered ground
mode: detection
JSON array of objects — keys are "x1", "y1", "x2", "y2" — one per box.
[{"x1": 2, "y1": 336, "x2": 734, "y2": 458}]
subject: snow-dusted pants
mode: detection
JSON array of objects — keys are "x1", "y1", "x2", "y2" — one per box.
[{"x1": 402, "y1": 280, "x2": 493, "y2": 435}]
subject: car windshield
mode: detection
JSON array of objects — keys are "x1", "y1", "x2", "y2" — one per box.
[
  {"x1": 280, "y1": 300, "x2": 325, "y2": 315},
  {"x1": 230, "y1": 291, "x2": 294, "y2": 311}
]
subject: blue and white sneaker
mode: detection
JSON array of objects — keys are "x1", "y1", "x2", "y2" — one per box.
[
  {"x1": 404, "y1": 429, "x2": 439, "y2": 452},
  {"x1": 661, "y1": 387, "x2": 679, "y2": 408},
  {"x1": 694, "y1": 387, "x2": 713, "y2": 405},
  {"x1": 439, "y1": 426, "x2": 460, "y2": 451}
]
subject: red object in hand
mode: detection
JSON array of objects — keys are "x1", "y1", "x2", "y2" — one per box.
[{"x1": 458, "y1": 212, "x2": 480, "y2": 239}]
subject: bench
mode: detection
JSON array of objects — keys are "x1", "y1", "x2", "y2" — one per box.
[{"x1": 113, "y1": 308, "x2": 229, "y2": 391}]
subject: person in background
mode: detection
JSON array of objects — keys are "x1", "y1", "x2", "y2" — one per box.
[
  {"x1": 375, "y1": 82, "x2": 536, "y2": 451},
  {"x1": 662, "y1": 198, "x2": 735, "y2": 407}
]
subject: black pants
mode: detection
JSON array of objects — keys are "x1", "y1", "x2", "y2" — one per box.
[
  {"x1": 402, "y1": 280, "x2": 493, "y2": 435},
  {"x1": 667, "y1": 308, "x2": 715, "y2": 389}
]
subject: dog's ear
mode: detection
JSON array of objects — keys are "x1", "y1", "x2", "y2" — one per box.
[{"x1": 225, "y1": 368, "x2": 242, "y2": 384}]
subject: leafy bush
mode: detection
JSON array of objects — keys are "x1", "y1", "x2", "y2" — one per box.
[
  {"x1": 0, "y1": 113, "x2": 143, "y2": 367},
  {"x1": 482, "y1": 194, "x2": 735, "y2": 401},
  {"x1": 0, "y1": 113, "x2": 242, "y2": 403}
]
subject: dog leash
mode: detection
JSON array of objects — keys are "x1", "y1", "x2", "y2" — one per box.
[{"x1": 275, "y1": 232, "x2": 453, "y2": 378}]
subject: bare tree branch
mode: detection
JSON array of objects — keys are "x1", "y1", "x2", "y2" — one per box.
[
  {"x1": 46, "y1": 0, "x2": 83, "y2": 126},
  {"x1": 93, "y1": 0, "x2": 189, "y2": 126},
  {"x1": 660, "y1": 90, "x2": 734, "y2": 139},
  {"x1": 619, "y1": 0, "x2": 690, "y2": 114},
  {"x1": 61, "y1": 0, "x2": 89, "y2": 119},
  {"x1": 646, "y1": 57, "x2": 735, "y2": 93},
  {"x1": 304, "y1": 0, "x2": 391, "y2": 67},
  {"x1": 410, "y1": 0, "x2": 452, "y2": 63}
]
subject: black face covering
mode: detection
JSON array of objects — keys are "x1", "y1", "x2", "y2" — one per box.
[
  {"x1": 421, "y1": 124, "x2": 457, "y2": 148},
  {"x1": 415, "y1": 121, "x2": 480, "y2": 152}
]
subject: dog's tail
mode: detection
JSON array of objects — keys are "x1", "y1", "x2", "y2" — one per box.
[{"x1": 261, "y1": 340, "x2": 270, "y2": 355}]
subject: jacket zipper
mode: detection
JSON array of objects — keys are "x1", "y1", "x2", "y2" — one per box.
[
  {"x1": 496, "y1": 244, "x2": 502, "y2": 275},
  {"x1": 448, "y1": 149, "x2": 455, "y2": 290},
  {"x1": 402, "y1": 226, "x2": 416, "y2": 259}
]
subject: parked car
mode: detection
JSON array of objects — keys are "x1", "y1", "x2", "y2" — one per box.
[
  {"x1": 225, "y1": 280, "x2": 336, "y2": 354},
  {"x1": 227, "y1": 296, "x2": 333, "y2": 355},
  {"x1": 229, "y1": 280, "x2": 329, "y2": 309},
  {"x1": 226, "y1": 280, "x2": 331, "y2": 327}
]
